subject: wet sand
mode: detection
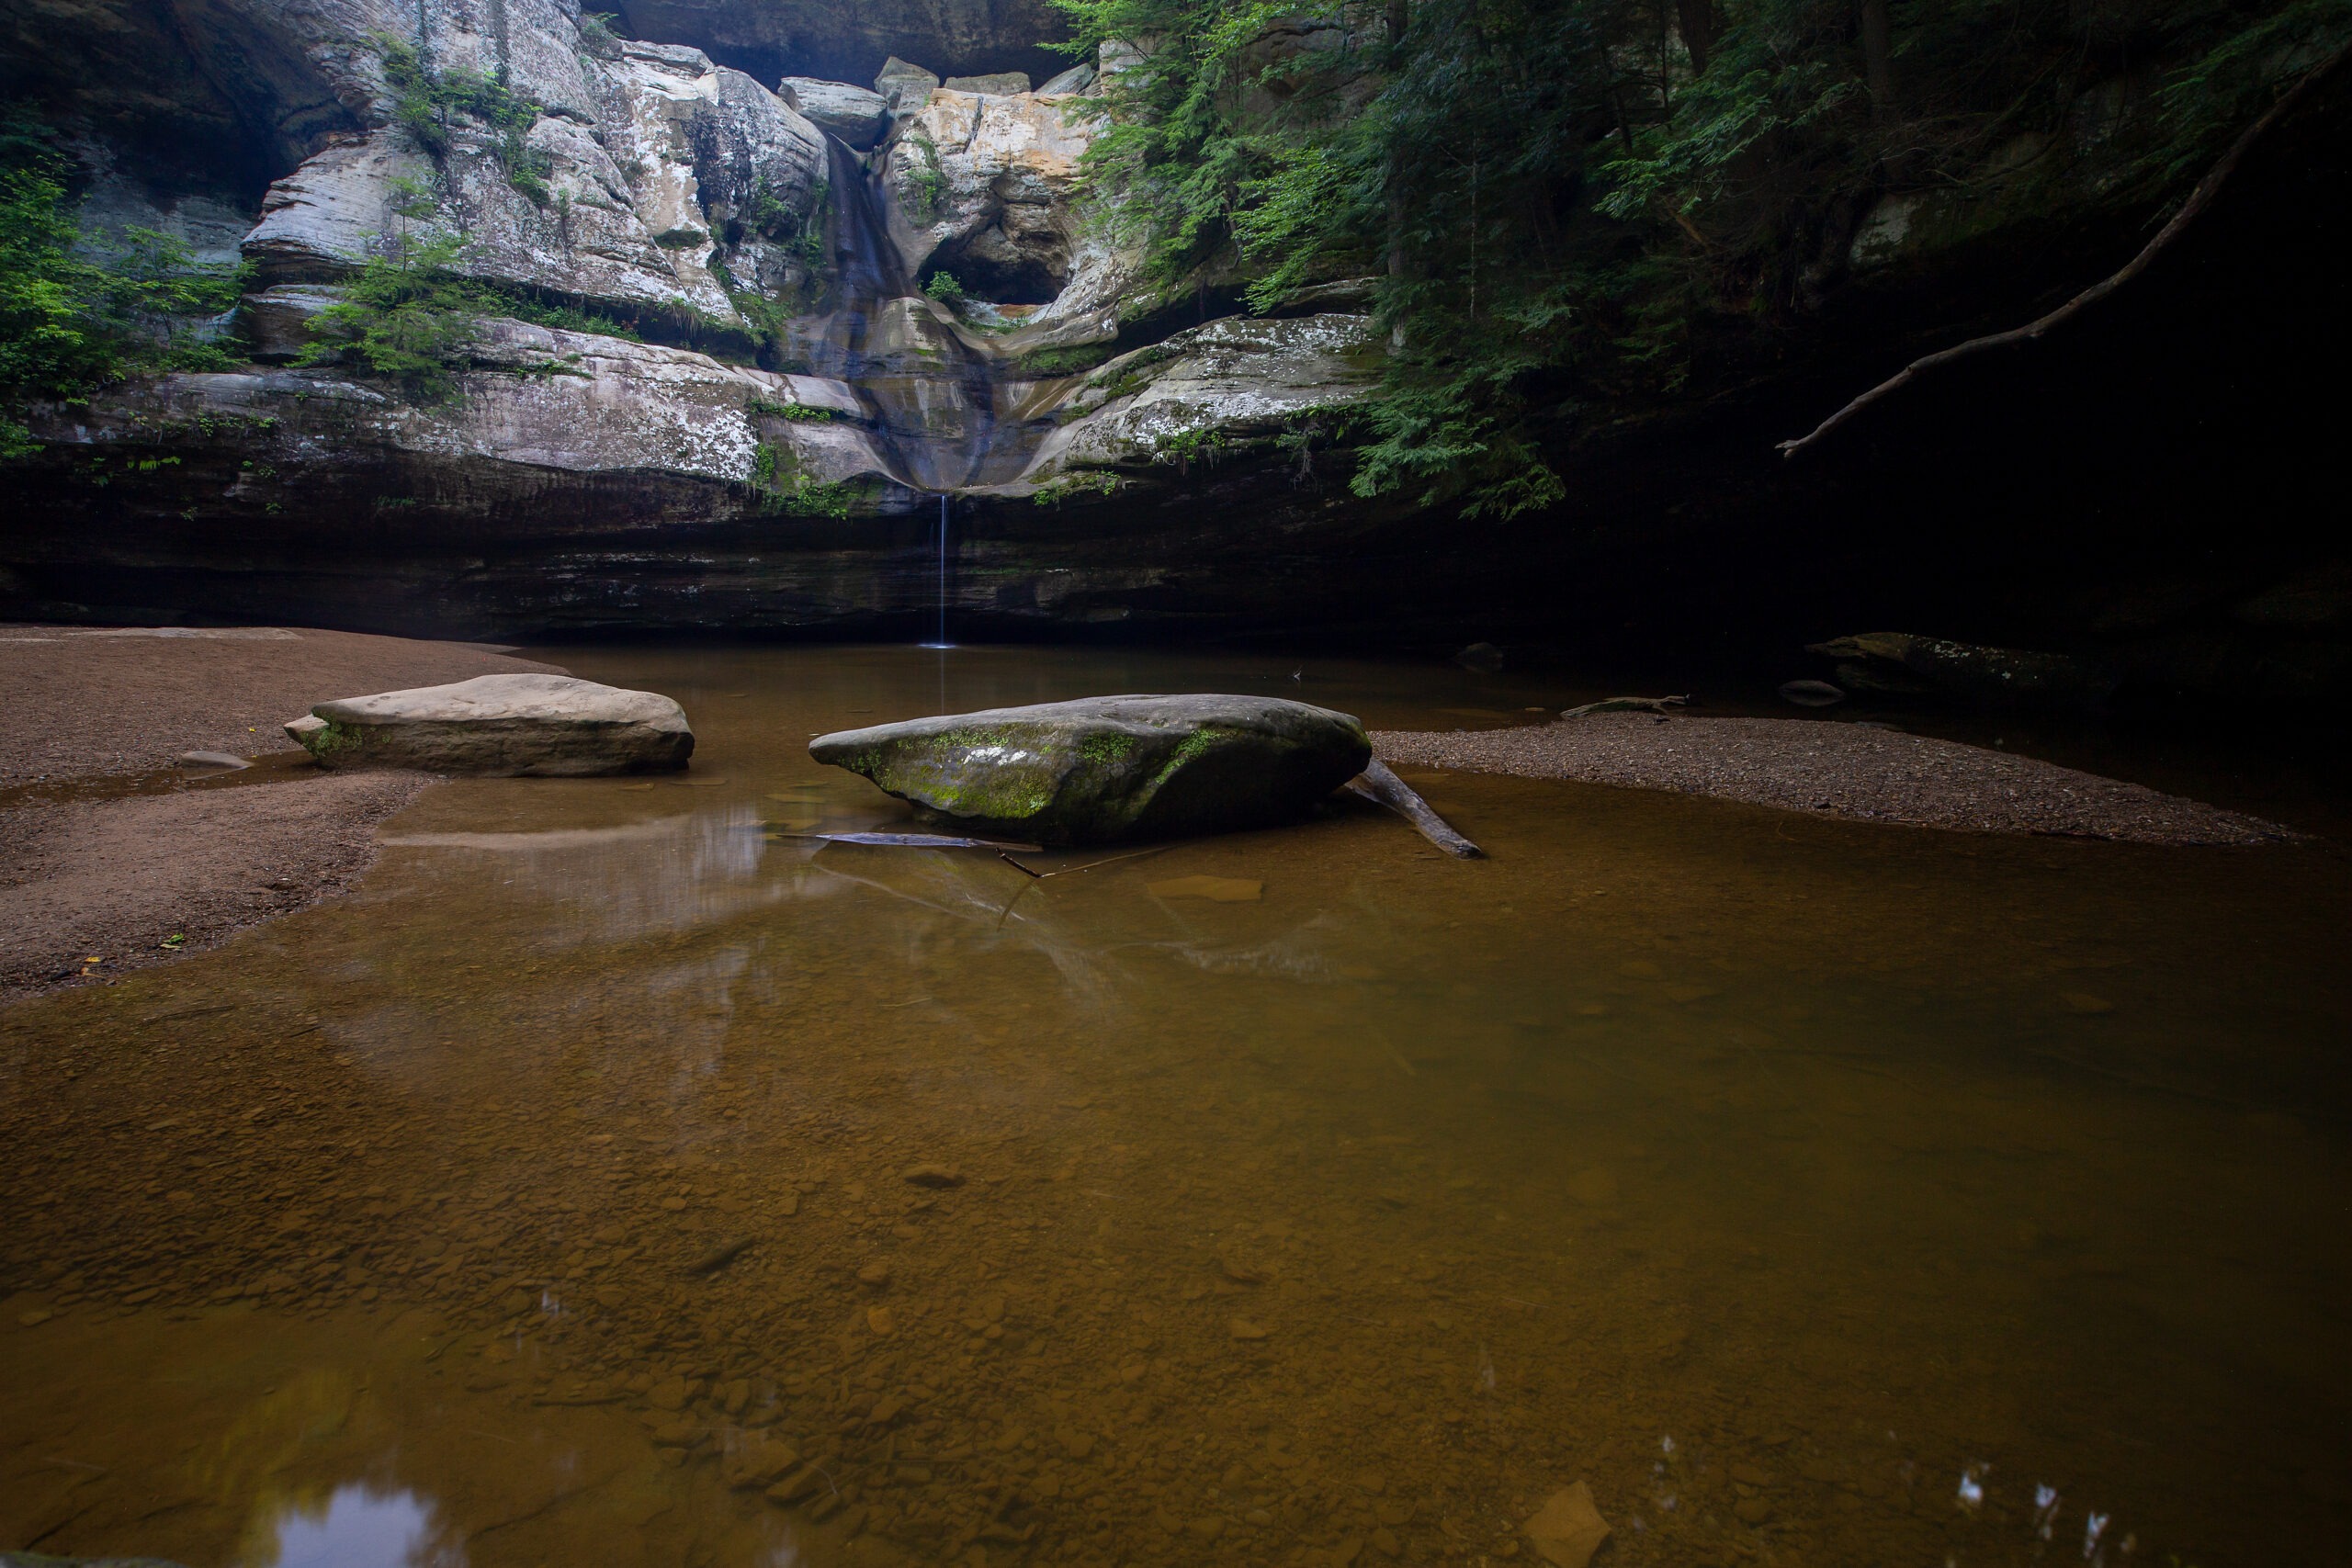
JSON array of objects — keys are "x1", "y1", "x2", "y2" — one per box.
[
  {"x1": 1374, "y1": 712, "x2": 2297, "y2": 845},
  {"x1": 0, "y1": 626, "x2": 560, "y2": 998}
]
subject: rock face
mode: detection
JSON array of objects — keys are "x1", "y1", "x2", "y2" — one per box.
[
  {"x1": 882, "y1": 87, "x2": 1105, "y2": 303},
  {"x1": 288, "y1": 674, "x2": 694, "y2": 774},
  {"x1": 611, "y1": 0, "x2": 1070, "y2": 89},
  {"x1": 779, "y1": 77, "x2": 889, "y2": 148},
  {"x1": 1011, "y1": 314, "x2": 1385, "y2": 494},
  {"x1": 810, "y1": 695, "x2": 1374, "y2": 845},
  {"x1": 240, "y1": 18, "x2": 831, "y2": 331},
  {"x1": 47, "y1": 319, "x2": 885, "y2": 492},
  {"x1": 1808, "y1": 633, "x2": 2121, "y2": 709}
]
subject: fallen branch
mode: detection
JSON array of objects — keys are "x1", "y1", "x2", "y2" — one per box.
[
  {"x1": 1559, "y1": 694, "x2": 1690, "y2": 719},
  {"x1": 775, "y1": 830, "x2": 1045, "y2": 852},
  {"x1": 1347, "y1": 758, "x2": 1483, "y2": 858},
  {"x1": 1779, "y1": 41, "x2": 2352, "y2": 460}
]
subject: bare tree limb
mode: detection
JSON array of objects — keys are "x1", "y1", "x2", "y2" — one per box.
[
  {"x1": 1779, "y1": 42, "x2": 2352, "y2": 461},
  {"x1": 1347, "y1": 758, "x2": 1483, "y2": 858}
]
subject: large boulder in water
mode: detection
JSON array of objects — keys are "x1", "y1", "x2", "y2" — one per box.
[
  {"x1": 809, "y1": 694, "x2": 1372, "y2": 845},
  {"x1": 286, "y1": 675, "x2": 693, "y2": 776}
]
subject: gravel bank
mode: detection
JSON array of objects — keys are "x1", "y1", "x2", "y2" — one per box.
[
  {"x1": 1373, "y1": 714, "x2": 2296, "y2": 846},
  {"x1": 0, "y1": 625, "x2": 564, "y2": 998}
]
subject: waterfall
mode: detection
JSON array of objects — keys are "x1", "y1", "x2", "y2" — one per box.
[
  {"x1": 805, "y1": 135, "x2": 1014, "y2": 495},
  {"x1": 919, "y1": 493, "x2": 953, "y2": 649}
]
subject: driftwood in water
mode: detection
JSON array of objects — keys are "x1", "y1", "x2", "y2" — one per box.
[
  {"x1": 1347, "y1": 758, "x2": 1483, "y2": 858},
  {"x1": 1559, "y1": 694, "x2": 1690, "y2": 719},
  {"x1": 775, "y1": 830, "x2": 1046, "y2": 852}
]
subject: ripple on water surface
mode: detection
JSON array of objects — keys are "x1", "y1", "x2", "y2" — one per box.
[{"x1": 2, "y1": 645, "x2": 2346, "y2": 1568}]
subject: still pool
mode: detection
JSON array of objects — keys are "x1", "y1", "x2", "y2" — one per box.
[{"x1": 3, "y1": 645, "x2": 2346, "y2": 1567}]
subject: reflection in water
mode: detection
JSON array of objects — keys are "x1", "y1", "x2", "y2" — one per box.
[
  {"x1": 257, "y1": 1484, "x2": 450, "y2": 1568},
  {"x1": 0, "y1": 646, "x2": 2346, "y2": 1568}
]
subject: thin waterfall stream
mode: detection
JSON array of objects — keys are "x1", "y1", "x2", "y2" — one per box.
[
  {"x1": 795, "y1": 134, "x2": 1044, "y2": 645},
  {"x1": 921, "y1": 493, "x2": 952, "y2": 649}
]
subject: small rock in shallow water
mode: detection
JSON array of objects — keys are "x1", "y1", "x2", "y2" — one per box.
[
  {"x1": 1524, "y1": 1481, "x2": 1611, "y2": 1568},
  {"x1": 176, "y1": 750, "x2": 250, "y2": 770},
  {"x1": 1453, "y1": 642, "x2": 1505, "y2": 672},
  {"x1": 1566, "y1": 1168, "x2": 1618, "y2": 1204},
  {"x1": 1227, "y1": 1316, "x2": 1272, "y2": 1340},
  {"x1": 1778, "y1": 680, "x2": 1847, "y2": 707}
]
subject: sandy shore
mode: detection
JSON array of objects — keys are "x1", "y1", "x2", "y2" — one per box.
[
  {"x1": 0, "y1": 626, "x2": 561, "y2": 998},
  {"x1": 1374, "y1": 713, "x2": 2297, "y2": 846}
]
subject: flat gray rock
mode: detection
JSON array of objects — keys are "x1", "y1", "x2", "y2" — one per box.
[
  {"x1": 809, "y1": 694, "x2": 1371, "y2": 846},
  {"x1": 287, "y1": 674, "x2": 693, "y2": 776},
  {"x1": 779, "y1": 77, "x2": 889, "y2": 147},
  {"x1": 943, "y1": 71, "x2": 1032, "y2": 95}
]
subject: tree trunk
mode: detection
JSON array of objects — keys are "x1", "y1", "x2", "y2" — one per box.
[
  {"x1": 1675, "y1": 0, "x2": 1714, "y2": 75},
  {"x1": 1859, "y1": 0, "x2": 1895, "y2": 118}
]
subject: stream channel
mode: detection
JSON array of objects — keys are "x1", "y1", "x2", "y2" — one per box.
[{"x1": 2, "y1": 646, "x2": 2346, "y2": 1568}]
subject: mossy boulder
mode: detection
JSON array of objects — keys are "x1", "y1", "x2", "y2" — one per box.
[
  {"x1": 809, "y1": 694, "x2": 1373, "y2": 845},
  {"x1": 286, "y1": 674, "x2": 694, "y2": 776}
]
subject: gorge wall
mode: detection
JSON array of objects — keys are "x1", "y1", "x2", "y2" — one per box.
[{"x1": 2, "y1": 0, "x2": 2346, "y2": 709}]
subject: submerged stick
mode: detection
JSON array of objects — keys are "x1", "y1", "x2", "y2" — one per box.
[
  {"x1": 1347, "y1": 758, "x2": 1483, "y2": 858},
  {"x1": 774, "y1": 830, "x2": 1046, "y2": 852},
  {"x1": 1559, "y1": 694, "x2": 1690, "y2": 719}
]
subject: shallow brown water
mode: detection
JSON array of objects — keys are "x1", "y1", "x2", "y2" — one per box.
[{"x1": 3, "y1": 646, "x2": 2347, "y2": 1568}]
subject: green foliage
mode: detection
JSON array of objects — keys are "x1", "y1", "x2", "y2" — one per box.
[
  {"x1": 500, "y1": 293, "x2": 640, "y2": 341},
  {"x1": 295, "y1": 192, "x2": 641, "y2": 400},
  {"x1": 747, "y1": 394, "x2": 835, "y2": 421},
  {"x1": 576, "y1": 11, "x2": 626, "y2": 58},
  {"x1": 2149, "y1": 0, "x2": 2352, "y2": 182},
  {"x1": 1057, "y1": 0, "x2": 2347, "y2": 518},
  {"x1": 1153, "y1": 423, "x2": 1227, "y2": 469},
  {"x1": 1014, "y1": 343, "x2": 1114, "y2": 378},
  {"x1": 0, "y1": 119, "x2": 249, "y2": 455},
  {"x1": 296, "y1": 231, "x2": 481, "y2": 400},
  {"x1": 904, "y1": 133, "x2": 948, "y2": 214},
  {"x1": 923, "y1": 270, "x2": 969, "y2": 308},
  {"x1": 750, "y1": 437, "x2": 859, "y2": 514},
  {"x1": 1032, "y1": 469, "x2": 1120, "y2": 504},
  {"x1": 376, "y1": 35, "x2": 553, "y2": 204}
]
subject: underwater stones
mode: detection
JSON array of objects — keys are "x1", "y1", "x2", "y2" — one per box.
[
  {"x1": 808, "y1": 694, "x2": 1373, "y2": 846},
  {"x1": 1778, "y1": 679, "x2": 1847, "y2": 707},
  {"x1": 1524, "y1": 1482, "x2": 1611, "y2": 1568},
  {"x1": 1453, "y1": 641, "x2": 1505, "y2": 672},
  {"x1": 287, "y1": 674, "x2": 693, "y2": 776}
]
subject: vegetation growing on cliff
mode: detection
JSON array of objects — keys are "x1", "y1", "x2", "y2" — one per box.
[
  {"x1": 297, "y1": 181, "x2": 642, "y2": 398},
  {"x1": 1055, "y1": 0, "x2": 2352, "y2": 515},
  {"x1": 378, "y1": 36, "x2": 554, "y2": 206},
  {"x1": 0, "y1": 118, "x2": 247, "y2": 455}
]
